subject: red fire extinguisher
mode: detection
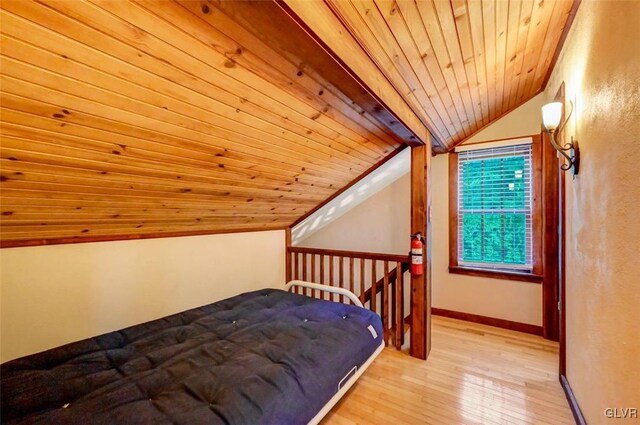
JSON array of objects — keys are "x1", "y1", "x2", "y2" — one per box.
[{"x1": 410, "y1": 232, "x2": 424, "y2": 276}]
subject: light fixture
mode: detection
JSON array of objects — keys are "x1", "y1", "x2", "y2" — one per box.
[{"x1": 541, "y1": 101, "x2": 579, "y2": 175}]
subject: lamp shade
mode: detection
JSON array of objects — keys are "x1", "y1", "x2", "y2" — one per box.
[{"x1": 542, "y1": 102, "x2": 563, "y2": 131}]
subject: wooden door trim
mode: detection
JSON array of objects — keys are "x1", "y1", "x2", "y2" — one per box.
[{"x1": 542, "y1": 84, "x2": 565, "y2": 345}]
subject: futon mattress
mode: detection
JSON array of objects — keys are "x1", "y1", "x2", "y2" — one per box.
[{"x1": 1, "y1": 288, "x2": 382, "y2": 425}]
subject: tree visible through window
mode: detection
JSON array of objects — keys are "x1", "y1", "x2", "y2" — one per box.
[{"x1": 457, "y1": 144, "x2": 533, "y2": 271}]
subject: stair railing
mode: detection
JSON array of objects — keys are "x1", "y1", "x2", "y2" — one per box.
[{"x1": 288, "y1": 246, "x2": 410, "y2": 351}]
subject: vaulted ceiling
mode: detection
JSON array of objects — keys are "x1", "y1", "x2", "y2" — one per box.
[
  {"x1": 0, "y1": 0, "x2": 404, "y2": 245},
  {"x1": 0, "y1": 0, "x2": 577, "y2": 246},
  {"x1": 285, "y1": 0, "x2": 577, "y2": 149}
]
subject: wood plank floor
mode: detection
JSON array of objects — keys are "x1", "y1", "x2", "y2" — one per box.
[{"x1": 323, "y1": 316, "x2": 574, "y2": 425}]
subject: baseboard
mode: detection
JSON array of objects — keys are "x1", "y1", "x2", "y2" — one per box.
[
  {"x1": 431, "y1": 307, "x2": 543, "y2": 336},
  {"x1": 561, "y1": 374, "x2": 587, "y2": 425}
]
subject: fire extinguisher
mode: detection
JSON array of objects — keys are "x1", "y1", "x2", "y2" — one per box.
[{"x1": 410, "y1": 232, "x2": 424, "y2": 276}]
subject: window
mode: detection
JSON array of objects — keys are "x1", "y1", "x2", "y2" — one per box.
[
  {"x1": 449, "y1": 136, "x2": 542, "y2": 282},
  {"x1": 458, "y1": 144, "x2": 532, "y2": 270}
]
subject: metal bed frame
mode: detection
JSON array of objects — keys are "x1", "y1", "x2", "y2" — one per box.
[{"x1": 284, "y1": 280, "x2": 385, "y2": 425}]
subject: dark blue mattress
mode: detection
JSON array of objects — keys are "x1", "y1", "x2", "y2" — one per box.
[{"x1": 1, "y1": 288, "x2": 383, "y2": 425}]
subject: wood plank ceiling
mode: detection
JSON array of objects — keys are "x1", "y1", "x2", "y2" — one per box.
[
  {"x1": 0, "y1": 0, "x2": 404, "y2": 245},
  {"x1": 0, "y1": 0, "x2": 577, "y2": 246},
  {"x1": 285, "y1": 0, "x2": 577, "y2": 148}
]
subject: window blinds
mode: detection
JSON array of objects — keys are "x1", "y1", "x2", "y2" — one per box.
[{"x1": 457, "y1": 143, "x2": 533, "y2": 271}]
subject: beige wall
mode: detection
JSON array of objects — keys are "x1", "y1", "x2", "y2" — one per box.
[
  {"x1": 544, "y1": 1, "x2": 640, "y2": 421},
  {"x1": 296, "y1": 173, "x2": 410, "y2": 255},
  {"x1": 431, "y1": 154, "x2": 542, "y2": 325},
  {"x1": 297, "y1": 95, "x2": 545, "y2": 326},
  {"x1": 464, "y1": 92, "x2": 546, "y2": 144},
  {"x1": 0, "y1": 230, "x2": 285, "y2": 363},
  {"x1": 431, "y1": 93, "x2": 545, "y2": 326},
  {"x1": 295, "y1": 174, "x2": 411, "y2": 322},
  {"x1": 434, "y1": 93, "x2": 546, "y2": 325},
  {"x1": 292, "y1": 148, "x2": 410, "y2": 246}
]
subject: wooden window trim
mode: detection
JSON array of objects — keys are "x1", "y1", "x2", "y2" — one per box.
[
  {"x1": 448, "y1": 134, "x2": 543, "y2": 284},
  {"x1": 449, "y1": 266, "x2": 543, "y2": 283}
]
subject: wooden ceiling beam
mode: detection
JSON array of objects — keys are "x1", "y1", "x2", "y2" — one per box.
[
  {"x1": 331, "y1": 0, "x2": 450, "y2": 152},
  {"x1": 146, "y1": 0, "x2": 393, "y2": 157},
  {"x1": 377, "y1": 0, "x2": 460, "y2": 142},
  {"x1": 317, "y1": 0, "x2": 579, "y2": 154},
  {"x1": 210, "y1": 0, "x2": 433, "y2": 148}
]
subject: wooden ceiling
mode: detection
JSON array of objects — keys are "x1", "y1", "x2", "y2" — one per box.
[
  {"x1": 0, "y1": 0, "x2": 405, "y2": 246},
  {"x1": 0, "y1": 0, "x2": 577, "y2": 246},
  {"x1": 285, "y1": 0, "x2": 577, "y2": 149}
]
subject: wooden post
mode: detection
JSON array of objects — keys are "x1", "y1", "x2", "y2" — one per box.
[
  {"x1": 395, "y1": 261, "x2": 404, "y2": 350},
  {"x1": 320, "y1": 254, "x2": 325, "y2": 300},
  {"x1": 285, "y1": 227, "x2": 292, "y2": 284},
  {"x1": 349, "y1": 257, "x2": 355, "y2": 295},
  {"x1": 302, "y1": 253, "x2": 308, "y2": 296},
  {"x1": 410, "y1": 144, "x2": 431, "y2": 360},
  {"x1": 329, "y1": 256, "x2": 335, "y2": 302},
  {"x1": 311, "y1": 254, "x2": 316, "y2": 298},
  {"x1": 370, "y1": 260, "x2": 377, "y2": 314},
  {"x1": 359, "y1": 259, "x2": 365, "y2": 304},
  {"x1": 543, "y1": 130, "x2": 560, "y2": 342},
  {"x1": 383, "y1": 261, "x2": 390, "y2": 345},
  {"x1": 339, "y1": 256, "x2": 345, "y2": 303}
]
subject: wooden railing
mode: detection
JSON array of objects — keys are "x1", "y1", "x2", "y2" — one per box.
[{"x1": 287, "y1": 247, "x2": 410, "y2": 351}]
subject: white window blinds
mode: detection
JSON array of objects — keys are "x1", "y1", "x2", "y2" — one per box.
[{"x1": 457, "y1": 143, "x2": 533, "y2": 271}]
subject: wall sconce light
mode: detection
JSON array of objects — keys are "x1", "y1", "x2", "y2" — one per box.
[{"x1": 541, "y1": 101, "x2": 579, "y2": 175}]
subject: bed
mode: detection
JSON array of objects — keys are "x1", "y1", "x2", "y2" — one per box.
[{"x1": 1, "y1": 281, "x2": 384, "y2": 425}]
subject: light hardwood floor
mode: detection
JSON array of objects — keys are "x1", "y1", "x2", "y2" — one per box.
[{"x1": 323, "y1": 316, "x2": 574, "y2": 425}]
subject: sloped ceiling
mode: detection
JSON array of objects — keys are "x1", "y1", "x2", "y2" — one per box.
[
  {"x1": 0, "y1": 0, "x2": 404, "y2": 245},
  {"x1": 292, "y1": 147, "x2": 410, "y2": 245},
  {"x1": 0, "y1": 0, "x2": 577, "y2": 246},
  {"x1": 285, "y1": 0, "x2": 578, "y2": 149}
]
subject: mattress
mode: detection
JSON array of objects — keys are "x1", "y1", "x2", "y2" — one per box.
[{"x1": 1, "y1": 288, "x2": 383, "y2": 425}]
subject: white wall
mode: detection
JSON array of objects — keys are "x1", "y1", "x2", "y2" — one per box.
[{"x1": 0, "y1": 230, "x2": 285, "y2": 363}]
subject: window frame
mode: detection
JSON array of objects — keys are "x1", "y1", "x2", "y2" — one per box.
[{"x1": 449, "y1": 135, "x2": 543, "y2": 284}]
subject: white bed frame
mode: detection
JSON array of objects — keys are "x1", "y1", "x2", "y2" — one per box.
[{"x1": 284, "y1": 280, "x2": 385, "y2": 425}]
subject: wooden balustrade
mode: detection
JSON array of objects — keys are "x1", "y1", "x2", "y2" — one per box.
[{"x1": 288, "y1": 246, "x2": 410, "y2": 351}]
